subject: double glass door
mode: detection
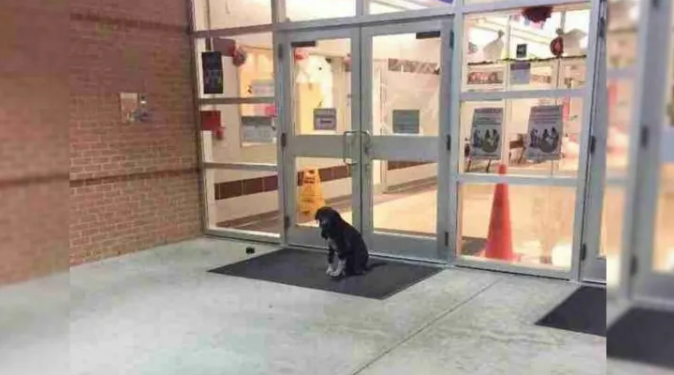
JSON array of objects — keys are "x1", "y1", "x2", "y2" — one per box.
[{"x1": 279, "y1": 19, "x2": 453, "y2": 262}]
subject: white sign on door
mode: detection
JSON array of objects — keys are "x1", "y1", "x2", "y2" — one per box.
[
  {"x1": 313, "y1": 108, "x2": 337, "y2": 131},
  {"x1": 469, "y1": 107, "x2": 503, "y2": 160},
  {"x1": 525, "y1": 105, "x2": 564, "y2": 161}
]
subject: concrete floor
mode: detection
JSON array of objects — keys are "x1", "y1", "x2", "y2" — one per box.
[{"x1": 0, "y1": 238, "x2": 608, "y2": 375}]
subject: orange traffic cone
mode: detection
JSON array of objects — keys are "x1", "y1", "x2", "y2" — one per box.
[{"x1": 482, "y1": 164, "x2": 515, "y2": 261}]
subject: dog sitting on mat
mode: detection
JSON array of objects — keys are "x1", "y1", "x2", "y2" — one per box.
[{"x1": 315, "y1": 206, "x2": 373, "y2": 278}]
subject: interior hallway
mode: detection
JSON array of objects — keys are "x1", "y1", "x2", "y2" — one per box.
[
  {"x1": 240, "y1": 181, "x2": 579, "y2": 269},
  {"x1": 1, "y1": 238, "x2": 604, "y2": 375}
]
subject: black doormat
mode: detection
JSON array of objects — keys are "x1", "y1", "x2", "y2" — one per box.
[
  {"x1": 208, "y1": 248, "x2": 442, "y2": 300},
  {"x1": 536, "y1": 286, "x2": 606, "y2": 337},
  {"x1": 608, "y1": 308, "x2": 674, "y2": 369}
]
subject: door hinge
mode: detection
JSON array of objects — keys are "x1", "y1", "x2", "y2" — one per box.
[
  {"x1": 630, "y1": 255, "x2": 638, "y2": 276},
  {"x1": 444, "y1": 231, "x2": 449, "y2": 246},
  {"x1": 589, "y1": 135, "x2": 596, "y2": 155},
  {"x1": 283, "y1": 215, "x2": 290, "y2": 229},
  {"x1": 449, "y1": 31, "x2": 455, "y2": 49},
  {"x1": 580, "y1": 243, "x2": 587, "y2": 261},
  {"x1": 281, "y1": 132, "x2": 287, "y2": 148},
  {"x1": 640, "y1": 126, "x2": 649, "y2": 148},
  {"x1": 277, "y1": 44, "x2": 283, "y2": 60},
  {"x1": 446, "y1": 134, "x2": 452, "y2": 151},
  {"x1": 599, "y1": 18, "x2": 606, "y2": 39}
]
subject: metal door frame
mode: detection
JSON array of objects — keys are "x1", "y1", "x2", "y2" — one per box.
[{"x1": 619, "y1": 0, "x2": 674, "y2": 307}]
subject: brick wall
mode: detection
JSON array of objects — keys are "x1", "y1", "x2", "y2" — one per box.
[
  {"x1": 0, "y1": 0, "x2": 202, "y2": 284},
  {"x1": 0, "y1": 0, "x2": 70, "y2": 284},
  {"x1": 69, "y1": 0, "x2": 203, "y2": 266}
]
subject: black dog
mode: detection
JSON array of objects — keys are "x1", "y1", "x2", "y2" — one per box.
[{"x1": 315, "y1": 206, "x2": 372, "y2": 278}]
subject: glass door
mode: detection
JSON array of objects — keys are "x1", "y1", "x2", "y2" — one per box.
[
  {"x1": 359, "y1": 19, "x2": 452, "y2": 262},
  {"x1": 280, "y1": 27, "x2": 362, "y2": 249},
  {"x1": 280, "y1": 19, "x2": 453, "y2": 262},
  {"x1": 580, "y1": 0, "x2": 610, "y2": 284}
]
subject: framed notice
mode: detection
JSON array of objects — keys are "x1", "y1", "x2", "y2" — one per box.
[
  {"x1": 469, "y1": 108, "x2": 503, "y2": 160},
  {"x1": 202, "y1": 51, "x2": 224, "y2": 94},
  {"x1": 510, "y1": 62, "x2": 531, "y2": 85},
  {"x1": 525, "y1": 105, "x2": 564, "y2": 161},
  {"x1": 313, "y1": 108, "x2": 337, "y2": 131},
  {"x1": 466, "y1": 67, "x2": 504, "y2": 85},
  {"x1": 392, "y1": 110, "x2": 420, "y2": 134},
  {"x1": 242, "y1": 116, "x2": 275, "y2": 144},
  {"x1": 251, "y1": 80, "x2": 274, "y2": 97}
]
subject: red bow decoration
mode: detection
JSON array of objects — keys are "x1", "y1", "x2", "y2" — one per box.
[
  {"x1": 522, "y1": 6, "x2": 553, "y2": 23},
  {"x1": 232, "y1": 47, "x2": 247, "y2": 67},
  {"x1": 294, "y1": 48, "x2": 308, "y2": 62}
]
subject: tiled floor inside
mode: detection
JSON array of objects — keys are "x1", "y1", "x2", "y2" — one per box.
[{"x1": 0, "y1": 238, "x2": 609, "y2": 375}]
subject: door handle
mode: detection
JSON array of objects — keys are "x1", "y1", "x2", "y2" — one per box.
[{"x1": 342, "y1": 130, "x2": 358, "y2": 167}]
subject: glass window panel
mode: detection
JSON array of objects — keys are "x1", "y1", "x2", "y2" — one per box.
[
  {"x1": 295, "y1": 157, "x2": 354, "y2": 227},
  {"x1": 192, "y1": 0, "x2": 272, "y2": 31},
  {"x1": 458, "y1": 183, "x2": 575, "y2": 271},
  {"x1": 285, "y1": 0, "x2": 355, "y2": 22},
  {"x1": 292, "y1": 38, "x2": 352, "y2": 135},
  {"x1": 369, "y1": 0, "x2": 453, "y2": 15},
  {"x1": 653, "y1": 165, "x2": 674, "y2": 273},
  {"x1": 205, "y1": 168, "x2": 281, "y2": 235},
  {"x1": 200, "y1": 104, "x2": 277, "y2": 164},
  {"x1": 460, "y1": 98, "x2": 584, "y2": 178},
  {"x1": 195, "y1": 34, "x2": 274, "y2": 99},
  {"x1": 372, "y1": 33, "x2": 441, "y2": 136},
  {"x1": 372, "y1": 159, "x2": 437, "y2": 237},
  {"x1": 463, "y1": 5, "x2": 590, "y2": 93}
]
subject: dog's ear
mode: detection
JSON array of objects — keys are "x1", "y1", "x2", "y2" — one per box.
[
  {"x1": 325, "y1": 208, "x2": 342, "y2": 225},
  {"x1": 314, "y1": 206, "x2": 326, "y2": 221}
]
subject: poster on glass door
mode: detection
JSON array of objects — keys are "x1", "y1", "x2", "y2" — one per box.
[
  {"x1": 525, "y1": 105, "x2": 564, "y2": 161},
  {"x1": 469, "y1": 107, "x2": 503, "y2": 160}
]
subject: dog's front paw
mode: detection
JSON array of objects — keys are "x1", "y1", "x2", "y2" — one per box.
[
  {"x1": 326, "y1": 265, "x2": 335, "y2": 275},
  {"x1": 328, "y1": 269, "x2": 343, "y2": 278}
]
